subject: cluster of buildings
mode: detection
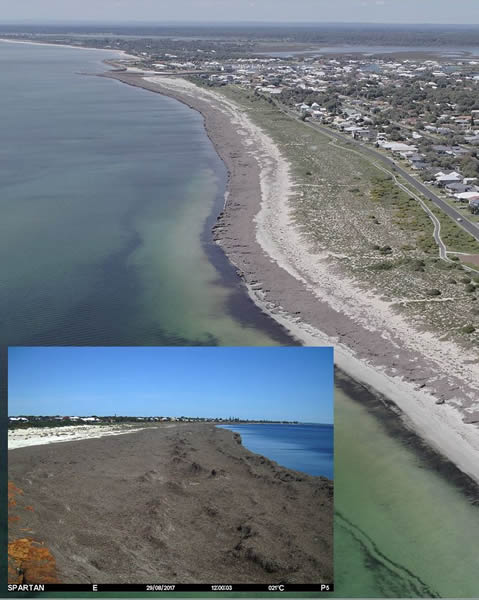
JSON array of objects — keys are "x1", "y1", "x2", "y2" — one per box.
[
  {"x1": 146, "y1": 52, "x2": 478, "y2": 213},
  {"x1": 8, "y1": 415, "x2": 197, "y2": 423},
  {"x1": 8, "y1": 415, "x2": 260, "y2": 424},
  {"x1": 9, "y1": 415, "x2": 295, "y2": 424},
  {"x1": 8, "y1": 415, "x2": 101, "y2": 423},
  {"x1": 433, "y1": 171, "x2": 479, "y2": 212}
]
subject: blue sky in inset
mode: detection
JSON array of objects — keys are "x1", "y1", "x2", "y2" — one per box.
[
  {"x1": 8, "y1": 347, "x2": 333, "y2": 423},
  {"x1": 0, "y1": 0, "x2": 477, "y2": 25}
]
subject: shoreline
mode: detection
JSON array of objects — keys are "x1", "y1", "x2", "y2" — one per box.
[
  {"x1": 3, "y1": 36, "x2": 477, "y2": 488},
  {"x1": 8, "y1": 424, "x2": 333, "y2": 584},
  {"x1": 0, "y1": 37, "x2": 137, "y2": 60},
  {"x1": 101, "y1": 71, "x2": 479, "y2": 486},
  {"x1": 334, "y1": 369, "x2": 479, "y2": 503}
]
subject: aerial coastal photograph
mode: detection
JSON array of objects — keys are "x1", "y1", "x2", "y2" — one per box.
[
  {"x1": 7, "y1": 346, "x2": 334, "y2": 585},
  {"x1": 1, "y1": 0, "x2": 479, "y2": 598}
]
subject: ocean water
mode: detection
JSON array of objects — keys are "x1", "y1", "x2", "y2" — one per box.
[
  {"x1": 3, "y1": 41, "x2": 479, "y2": 599},
  {"x1": 332, "y1": 382, "x2": 479, "y2": 599},
  {"x1": 219, "y1": 423, "x2": 334, "y2": 479},
  {"x1": 222, "y1": 391, "x2": 479, "y2": 599},
  {"x1": 0, "y1": 41, "x2": 289, "y2": 346}
]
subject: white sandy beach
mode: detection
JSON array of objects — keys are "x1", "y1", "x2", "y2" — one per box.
[
  {"x1": 144, "y1": 76, "x2": 479, "y2": 484},
  {"x1": 8, "y1": 424, "x2": 158, "y2": 450}
]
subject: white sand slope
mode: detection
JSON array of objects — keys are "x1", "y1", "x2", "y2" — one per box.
[{"x1": 8, "y1": 424, "x2": 158, "y2": 450}]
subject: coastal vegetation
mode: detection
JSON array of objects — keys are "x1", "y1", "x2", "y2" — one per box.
[
  {"x1": 372, "y1": 177, "x2": 479, "y2": 254},
  {"x1": 209, "y1": 85, "x2": 479, "y2": 344}
]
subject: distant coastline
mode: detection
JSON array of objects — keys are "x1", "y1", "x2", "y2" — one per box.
[
  {"x1": 0, "y1": 37, "x2": 137, "y2": 59},
  {"x1": 99, "y1": 70, "x2": 479, "y2": 487},
  {"x1": 2, "y1": 38, "x2": 477, "y2": 487},
  {"x1": 4, "y1": 37, "x2": 479, "y2": 597}
]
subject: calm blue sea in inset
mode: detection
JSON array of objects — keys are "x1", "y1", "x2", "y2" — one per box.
[{"x1": 219, "y1": 423, "x2": 334, "y2": 479}]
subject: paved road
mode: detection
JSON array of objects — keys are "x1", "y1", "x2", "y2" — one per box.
[{"x1": 285, "y1": 109, "x2": 479, "y2": 243}]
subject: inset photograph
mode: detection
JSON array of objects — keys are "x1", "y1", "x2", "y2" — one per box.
[{"x1": 8, "y1": 347, "x2": 333, "y2": 588}]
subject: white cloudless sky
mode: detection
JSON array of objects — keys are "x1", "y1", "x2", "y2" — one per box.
[{"x1": 0, "y1": 0, "x2": 478, "y2": 25}]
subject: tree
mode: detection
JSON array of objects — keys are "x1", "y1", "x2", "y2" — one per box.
[{"x1": 460, "y1": 155, "x2": 479, "y2": 178}]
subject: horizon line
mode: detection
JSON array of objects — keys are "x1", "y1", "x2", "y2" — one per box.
[{"x1": 1, "y1": 21, "x2": 479, "y2": 28}]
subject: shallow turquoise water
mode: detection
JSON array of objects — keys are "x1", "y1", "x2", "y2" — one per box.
[{"x1": 332, "y1": 385, "x2": 479, "y2": 598}]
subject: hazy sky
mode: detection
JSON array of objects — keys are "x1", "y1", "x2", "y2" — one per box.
[
  {"x1": 0, "y1": 0, "x2": 478, "y2": 25},
  {"x1": 8, "y1": 347, "x2": 333, "y2": 423}
]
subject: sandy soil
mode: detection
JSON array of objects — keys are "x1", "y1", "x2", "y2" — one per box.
[
  {"x1": 101, "y1": 72, "x2": 479, "y2": 486},
  {"x1": 459, "y1": 253, "x2": 479, "y2": 267},
  {"x1": 8, "y1": 424, "x2": 157, "y2": 450},
  {"x1": 8, "y1": 424, "x2": 333, "y2": 584}
]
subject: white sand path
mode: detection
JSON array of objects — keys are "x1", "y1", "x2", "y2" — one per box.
[{"x1": 8, "y1": 424, "x2": 161, "y2": 450}]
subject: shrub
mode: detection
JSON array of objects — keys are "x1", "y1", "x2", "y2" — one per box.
[
  {"x1": 435, "y1": 260, "x2": 455, "y2": 270},
  {"x1": 425, "y1": 288, "x2": 441, "y2": 296},
  {"x1": 379, "y1": 245, "x2": 393, "y2": 255},
  {"x1": 370, "y1": 261, "x2": 394, "y2": 271},
  {"x1": 462, "y1": 324, "x2": 476, "y2": 334},
  {"x1": 405, "y1": 258, "x2": 426, "y2": 271}
]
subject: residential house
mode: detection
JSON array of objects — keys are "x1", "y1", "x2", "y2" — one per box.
[
  {"x1": 444, "y1": 182, "x2": 472, "y2": 196},
  {"x1": 455, "y1": 191, "x2": 479, "y2": 203},
  {"x1": 435, "y1": 171, "x2": 463, "y2": 186}
]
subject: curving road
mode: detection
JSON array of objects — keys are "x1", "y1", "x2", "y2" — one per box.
[{"x1": 284, "y1": 107, "x2": 479, "y2": 243}]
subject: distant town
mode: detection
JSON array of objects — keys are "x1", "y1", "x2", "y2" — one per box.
[
  {"x1": 186, "y1": 54, "x2": 479, "y2": 216},
  {"x1": 5, "y1": 30, "x2": 477, "y2": 217},
  {"x1": 8, "y1": 415, "x2": 299, "y2": 428}
]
